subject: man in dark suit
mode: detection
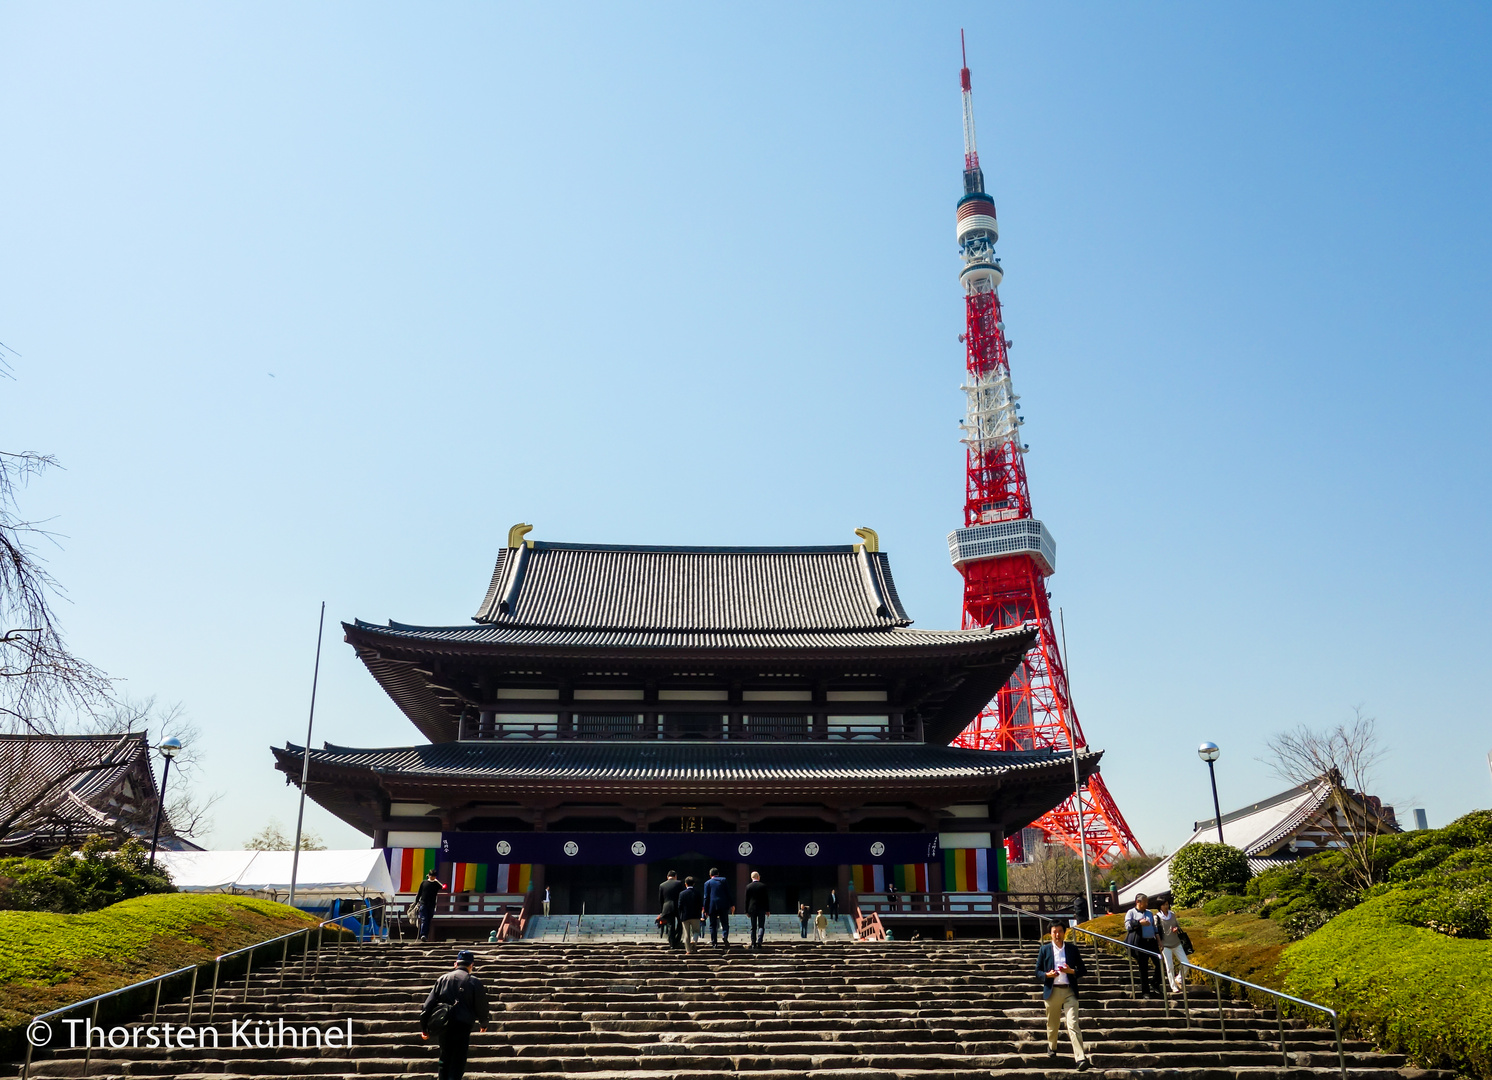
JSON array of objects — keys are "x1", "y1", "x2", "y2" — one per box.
[
  {"x1": 658, "y1": 870, "x2": 684, "y2": 950},
  {"x1": 701, "y1": 867, "x2": 733, "y2": 947},
  {"x1": 827, "y1": 888, "x2": 839, "y2": 921},
  {"x1": 1035, "y1": 922, "x2": 1090, "y2": 1070},
  {"x1": 744, "y1": 871, "x2": 770, "y2": 949}
]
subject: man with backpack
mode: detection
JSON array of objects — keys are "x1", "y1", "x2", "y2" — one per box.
[{"x1": 420, "y1": 949, "x2": 490, "y2": 1080}]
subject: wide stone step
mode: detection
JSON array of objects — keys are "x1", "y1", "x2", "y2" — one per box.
[{"x1": 14, "y1": 940, "x2": 1448, "y2": 1080}]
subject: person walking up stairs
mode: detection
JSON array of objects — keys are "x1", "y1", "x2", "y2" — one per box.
[{"x1": 419, "y1": 949, "x2": 490, "y2": 1080}]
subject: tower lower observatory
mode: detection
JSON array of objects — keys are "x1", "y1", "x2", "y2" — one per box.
[{"x1": 947, "y1": 38, "x2": 1142, "y2": 868}]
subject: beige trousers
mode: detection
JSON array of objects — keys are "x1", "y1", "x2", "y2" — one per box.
[
  {"x1": 682, "y1": 918, "x2": 701, "y2": 954},
  {"x1": 1045, "y1": 986, "x2": 1087, "y2": 1061}
]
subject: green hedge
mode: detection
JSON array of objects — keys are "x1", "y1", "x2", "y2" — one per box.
[
  {"x1": 1281, "y1": 883, "x2": 1492, "y2": 1079},
  {"x1": 0, "y1": 837, "x2": 173, "y2": 913}
]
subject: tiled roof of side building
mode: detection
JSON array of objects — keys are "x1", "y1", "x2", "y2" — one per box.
[
  {"x1": 275, "y1": 739, "x2": 1101, "y2": 783},
  {"x1": 472, "y1": 541, "x2": 910, "y2": 632},
  {"x1": 0, "y1": 732, "x2": 151, "y2": 808}
]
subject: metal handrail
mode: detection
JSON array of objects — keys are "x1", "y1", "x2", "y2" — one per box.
[
  {"x1": 996, "y1": 901, "x2": 1347, "y2": 1080},
  {"x1": 21, "y1": 901, "x2": 377, "y2": 1080}
]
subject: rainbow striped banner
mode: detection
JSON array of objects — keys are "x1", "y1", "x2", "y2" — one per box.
[
  {"x1": 851, "y1": 864, "x2": 930, "y2": 893},
  {"x1": 385, "y1": 847, "x2": 439, "y2": 893},
  {"x1": 449, "y1": 862, "x2": 532, "y2": 893},
  {"x1": 943, "y1": 846, "x2": 1007, "y2": 891}
]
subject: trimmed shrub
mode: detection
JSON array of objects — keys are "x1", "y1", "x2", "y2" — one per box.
[
  {"x1": 1201, "y1": 893, "x2": 1252, "y2": 916},
  {"x1": 1281, "y1": 906, "x2": 1334, "y2": 940},
  {"x1": 1169, "y1": 842, "x2": 1250, "y2": 907},
  {"x1": 1400, "y1": 882, "x2": 1492, "y2": 939},
  {"x1": 0, "y1": 836, "x2": 173, "y2": 914}
]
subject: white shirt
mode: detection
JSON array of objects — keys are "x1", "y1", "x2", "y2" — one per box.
[{"x1": 1052, "y1": 943, "x2": 1070, "y2": 985}]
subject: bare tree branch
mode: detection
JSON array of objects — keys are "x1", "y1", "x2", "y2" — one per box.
[
  {"x1": 84, "y1": 696, "x2": 220, "y2": 840},
  {"x1": 1263, "y1": 707, "x2": 1395, "y2": 890},
  {"x1": 0, "y1": 449, "x2": 113, "y2": 733}
]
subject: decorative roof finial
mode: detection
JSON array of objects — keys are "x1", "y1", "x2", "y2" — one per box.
[
  {"x1": 507, "y1": 523, "x2": 534, "y2": 549},
  {"x1": 854, "y1": 527, "x2": 880, "y2": 553}
]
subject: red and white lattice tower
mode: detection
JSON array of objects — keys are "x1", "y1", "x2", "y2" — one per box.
[{"x1": 946, "y1": 36, "x2": 1142, "y2": 868}]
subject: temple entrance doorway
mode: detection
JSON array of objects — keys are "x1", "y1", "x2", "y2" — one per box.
[
  {"x1": 752, "y1": 864, "x2": 838, "y2": 919},
  {"x1": 544, "y1": 863, "x2": 628, "y2": 915}
]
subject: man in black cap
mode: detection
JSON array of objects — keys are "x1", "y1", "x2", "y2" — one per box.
[{"x1": 420, "y1": 949, "x2": 490, "y2": 1080}]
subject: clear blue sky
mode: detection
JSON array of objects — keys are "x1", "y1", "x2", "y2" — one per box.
[{"x1": 3, "y1": 4, "x2": 1488, "y2": 854}]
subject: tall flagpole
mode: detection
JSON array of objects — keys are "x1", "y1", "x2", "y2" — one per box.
[
  {"x1": 288, "y1": 601, "x2": 326, "y2": 908},
  {"x1": 1060, "y1": 609, "x2": 1096, "y2": 919}
]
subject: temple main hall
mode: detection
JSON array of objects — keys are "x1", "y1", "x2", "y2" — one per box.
[{"x1": 273, "y1": 525, "x2": 1100, "y2": 919}]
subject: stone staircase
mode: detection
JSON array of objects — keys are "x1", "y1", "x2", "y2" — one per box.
[
  {"x1": 18, "y1": 939, "x2": 1443, "y2": 1080},
  {"x1": 523, "y1": 913, "x2": 856, "y2": 942}
]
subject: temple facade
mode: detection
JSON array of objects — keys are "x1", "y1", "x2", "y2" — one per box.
[{"x1": 273, "y1": 527, "x2": 1101, "y2": 917}]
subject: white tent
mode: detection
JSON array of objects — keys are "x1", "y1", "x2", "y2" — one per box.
[{"x1": 157, "y1": 849, "x2": 395, "y2": 905}]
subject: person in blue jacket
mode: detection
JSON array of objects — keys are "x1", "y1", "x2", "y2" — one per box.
[
  {"x1": 1035, "y1": 922, "x2": 1090, "y2": 1070},
  {"x1": 701, "y1": 867, "x2": 734, "y2": 948}
]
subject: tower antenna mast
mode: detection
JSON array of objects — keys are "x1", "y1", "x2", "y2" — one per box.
[{"x1": 945, "y1": 35, "x2": 1142, "y2": 869}]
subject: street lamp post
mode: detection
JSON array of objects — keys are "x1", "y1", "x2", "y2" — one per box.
[
  {"x1": 148, "y1": 736, "x2": 183, "y2": 868},
  {"x1": 1198, "y1": 741, "x2": 1224, "y2": 844}
]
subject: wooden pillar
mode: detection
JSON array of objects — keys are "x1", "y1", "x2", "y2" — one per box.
[
  {"x1": 728, "y1": 682, "x2": 743, "y2": 740},
  {"x1": 735, "y1": 813, "x2": 750, "y2": 912},
  {"x1": 633, "y1": 815, "x2": 649, "y2": 914},
  {"x1": 633, "y1": 864, "x2": 648, "y2": 915},
  {"x1": 558, "y1": 678, "x2": 573, "y2": 737},
  {"x1": 643, "y1": 680, "x2": 658, "y2": 740},
  {"x1": 836, "y1": 812, "x2": 851, "y2": 915}
]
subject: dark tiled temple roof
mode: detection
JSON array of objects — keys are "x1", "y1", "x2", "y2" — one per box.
[
  {"x1": 472, "y1": 542, "x2": 910, "y2": 632},
  {"x1": 277, "y1": 739, "x2": 1099, "y2": 784},
  {"x1": 356, "y1": 620, "x2": 1018, "y2": 653}
]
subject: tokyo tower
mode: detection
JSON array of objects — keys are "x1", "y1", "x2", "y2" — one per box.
[{"x1": 946, "y1": 35, "x2": 1142, "y2": 868}]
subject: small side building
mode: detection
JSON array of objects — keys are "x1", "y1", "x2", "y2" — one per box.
[{"x1": 1117, "y1": 772, "x2": 1400, "y2": 904}]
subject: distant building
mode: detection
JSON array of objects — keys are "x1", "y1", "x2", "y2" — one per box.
[
  {"x1": 0, "y1": 732, "x2": 200, "y2": 856},
  {"x1": 1116, "y1": 773, "x2": 1399, "y2": 904}
]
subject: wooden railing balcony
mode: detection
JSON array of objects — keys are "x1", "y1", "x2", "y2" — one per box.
[{"x1": 853, "y1": 891, "x2": 1116, "y2": 918}]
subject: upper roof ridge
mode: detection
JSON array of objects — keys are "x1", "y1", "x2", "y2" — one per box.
[{"x1": 469, "y1": 540, "x2": 914, "y2": 633}]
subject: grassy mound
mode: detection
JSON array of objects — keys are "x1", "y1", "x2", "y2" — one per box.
[
  {"x1": 1, "y1": 892, "x2": 317, "y2": 1060},
  {"x1": 1281, "y1": 888, "x2": 1492, "y2": 1079}
]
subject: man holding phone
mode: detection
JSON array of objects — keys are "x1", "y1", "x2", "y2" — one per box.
[{"x1": 1035, "y1": 922, "x2": 1090, "y2": 1070}]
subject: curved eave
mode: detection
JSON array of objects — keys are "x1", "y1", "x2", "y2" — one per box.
[
  {"x1": 344, "y1": 619, "x2": 1034, "y2": 660},
  {"x1": 343, "y1": 620, "x2": 1037, "y2": 747},
  {"x1": 271, "y1": 742, "x2": 1102, "y2": 829}
]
